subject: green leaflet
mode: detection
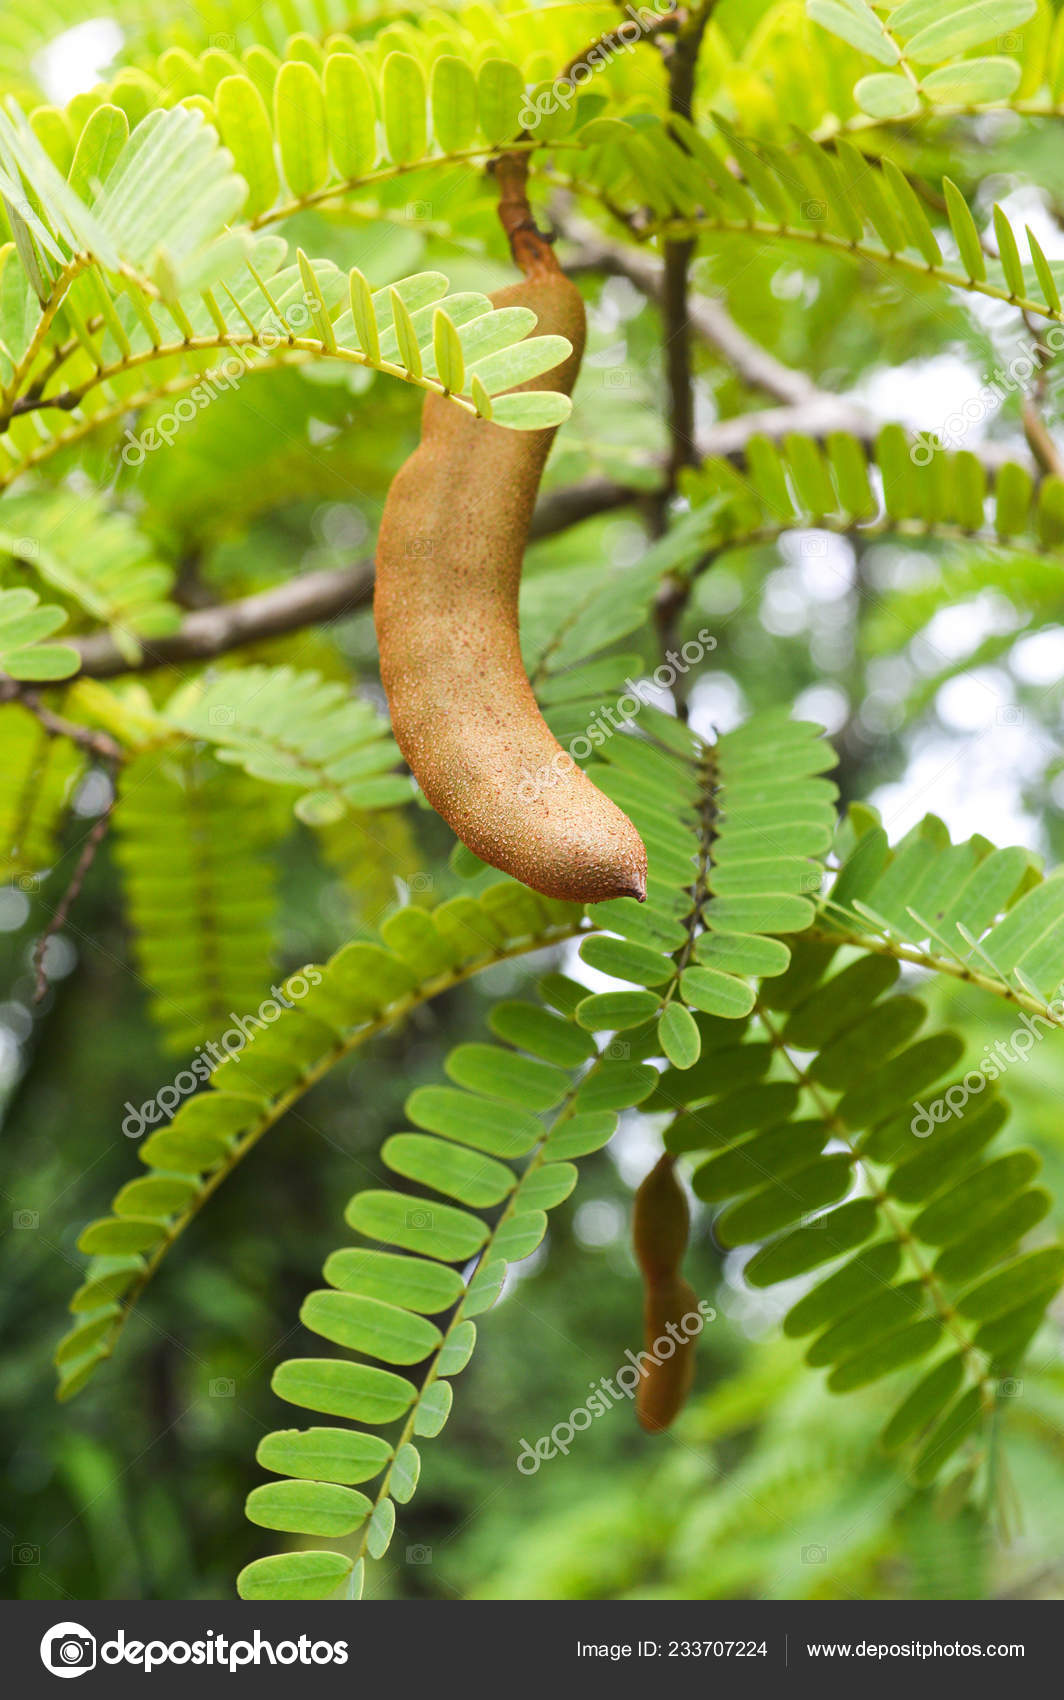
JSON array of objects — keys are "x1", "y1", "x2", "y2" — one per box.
[
  {"x1": 679, "y1": 430, "x2": 1064, "y2": 600},
  {"x1": 165, "y1": 664, "x2": 409, "y2": 824},
  {"x1": 239, "y1": 1013, "x2": 631, "y2": 1600},
  {"x1": 0, "y1": 207, "x2": 575, "y2": 505},
  {"x1": 559, "y1": 116, "x2": 1060, "y2": 332},
  {"x1": 299, "y1": 1290, "x2": 444, "y2": 1364},
  {"x1": 0, "y1": 585, "x2": 79, "y2": 679},
  {"x1": 821, "y1": 807, "x2": 1064, "y2": 1015},
  {"x1": 0, "y1": 704, "x2": 83, "y2": 882},
  {"x1": 659, "y1": 933, "x2": 1063, "y2": 1483},
  {"x1": 56, "y1": 677, "x2": 1062, "y2": 1571},
  {"x1": 8, "y1": 0, "x2": 1064, "y2": 1602},
  {"x1": 572, "y1": 716, "x2": 833, "y2": 1052},
  {"x1": 111, "y1": 755, "x2": 278, "y2": 1054},
  {"x1": 0, "y1": 490, "x2": 179, "y2": 661},
  {"x1": 271, "y1": 1359, "x2": 416, "y2": 1424},
  {"x1": 256, "y1": 1428, "x2": 392, "y2": 1485},
  {"x1": 246, "y1": 1480, "x2": 371, "y2": 1537},
  {"x1": 322, "y1": 1249, "x2": 464, "y2": 1314},
  {"x1": 810, "y1": 0, "x2": 1034, "y2": 129},
  {"x1": 58, "y1": 880, "x2": 589, "y2": 1400}
]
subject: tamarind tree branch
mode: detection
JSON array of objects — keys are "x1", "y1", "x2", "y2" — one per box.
[
  {"x1": 561, "y1": 212, "x2": 818, "y2": 407},
  {"x1": 647, "y1": 7, "x2": 716, "y2": 693},
  {"x1": 32, "y1": 780, "x2": 117, "y2": 1002},
  {"x1": 658, "y1": 7, "x2": 712, "y2": 489},
  {"x1": 549, "y1": 6, "x2": 680, "y2": 96},
  {"x1": 560, "y1": 217, "x2": 1039, "y2": 478},
  {"x1": 70, "y1": 560, "x2": 378, "y2": 678},
  {"x1": 66, "y1": 399, "x2": 1033, "y2": 682},
  {"x1": 69, "y1": 481, "x2": 641, "y2": 678},
  {"x1": 1018, "y1": 309, "x2": 1064, "y2": 477},
  {"x1": 0, "y1": 678, "x2": 123, "y2": 759}
]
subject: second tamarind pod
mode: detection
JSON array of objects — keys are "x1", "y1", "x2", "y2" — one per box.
[
  {"x1": 633, "y1": 1153, "x2": 691, "y2": 1287},
  {"x1": 374, "y1": 270, "x2": 647, "y2": 905},
  {"x1": 637, "y1": 1275, "x2": 700, "y2": 1434},
  {"x1": 633, "y1": 1154, "x2": 699, "y2": 1431}
]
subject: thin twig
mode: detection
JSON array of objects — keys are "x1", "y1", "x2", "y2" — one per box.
[
  {"x1": 69, "y1": 476, "x2": 645, "y2": 679},
  {"x1": 551, "y1": 6, "x2": 680, "y2": 97},
  {"x1": 659, "y1": 8, "x2": 711, "y2": 490},
  {"x1": 652, "y1": 5, "x2": 714, "y2": 692},
  {"x1": 1021, "y1": 395, "x2": 1063, "y2": 477},
  {"x1": 32, "y1": 766, "x2": 117, "y2": 1002},
  {"x1": 1019, "y1": 311, "x2": 1063, "y2": 478},
  {"x1": 561, "y1": 211, "x2": 818, "y2": 406},
  {"x1": 0, "y1": 679, "x2": 123, "y2": 761},
  {"x1": 64, "y1": 396, "x2": 1033, "y2": 682},
  {"x1": 70, "y1": 562, "x2": 377, "y2": 679}
]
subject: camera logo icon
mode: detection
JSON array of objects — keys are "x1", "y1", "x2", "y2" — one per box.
[{"x1": 40, "y1": 1622, "x2": 96, "y2": 1678}]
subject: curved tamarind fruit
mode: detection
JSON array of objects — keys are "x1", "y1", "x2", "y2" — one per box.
[
  {"x1": 374, "y1": 268, "x2": 647, "y2": 904},
  {"x1": 638, "y1": 1274, "x2": 700, "y2": 1434},
  {"x1": 633, "y1": 1154, "x2": 699, "y2": 1433}
]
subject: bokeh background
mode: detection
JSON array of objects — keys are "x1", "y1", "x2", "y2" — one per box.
[{"x1": 3, "y1": 0, "x2": 1064, "y2": 1601}]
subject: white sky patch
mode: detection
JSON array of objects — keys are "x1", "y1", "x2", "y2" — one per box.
[
  {"x1": 919, "y1": 595, "x2": 1020, "y2": 667},
  {"x1": 0, "y1": 1027, "x2": 20, "y2": 1089},
  {"x1": 36, "y1": 935, "x2": 77, "y2": 981},
  {"x1": 33, "y1": 18, "x2": 122, "y2": 103},
  {"x1": 598, "y1": 275, "x2": 647, "y2": 326},
  {"x1": 563, "y1": 935, "x2": 620, "y2": 996},
  {"x1": 609, "y1": 1113, "x2": 673, "y2": 1189},
  {"x1": 870, "y1": 730, "x2": 1045, "y2": 849},
  {"x1": 780, "y1": 531, "x2": 855, "y2": 600},
  {"x1": 770, "y1": 266, "x2": 819, "y2": 307},
  {"x1": 991, "y1": 184, "x2": 1064, "y2": 260},
  {"x1": 72, "y1": 768, "x2": 113, "y2": 818},
  {"x1": 605, "y1": 519, "x2": 647, "y2": 568},
  {"x1": 1010, "y1": 626, "x2": 1064, "y2": 687},
  {"x1": 0, "y1": 889, "x2": 30, "y2": 933},
  {"x1": 853, "y1": 353, "x2": 990, "y2": 438},
  {"x1": 793, "y1": 682, "x2": 849, "y2": 736},
  {"x1": 0, "y1": 1002, "x2": 32, "y2": 1044},
  {"x1": 696, "y1": 565, "x2": 743, "y2": 615},
  {"x1": 760, "y1": 569, "x2": 810, "y2": 636},
  {"x1": 865, "y1": 542, "x2": 937, "y2": 593},
  {"x1": 584, "y1": 339, "x2": 629, "y2": 370},
  {"x1": 936, "y1": 666, "x2": 1017, "y2": 733},
  {"x1": 573, "y1": 1198, "x2": 626, "y2": 1247},
  {"x1": 859, "y1": 690, "x2": 906, "y2": 736},
  {"x1": 687, "y1": 670, "x2": 747, "y2": 738}
]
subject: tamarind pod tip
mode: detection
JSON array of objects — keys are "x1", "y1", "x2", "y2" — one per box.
[{"x1": 635, "y1": 1276, "x2": 700, "y2": 1433}]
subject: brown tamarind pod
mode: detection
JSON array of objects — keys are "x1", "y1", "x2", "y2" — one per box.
[
  {"x1": 374, "y1": 268, "x2": 647, "y2": 905},
  {"x1": 637, "y1": 1275, "x2": 700, "y2": 1434},
  {"x1": 633, "y1": 1154, "x2": 699, "y2": 1431},
  {"x1": 633, "y1": 1153, "x2": 690, "y2": 1287}
]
